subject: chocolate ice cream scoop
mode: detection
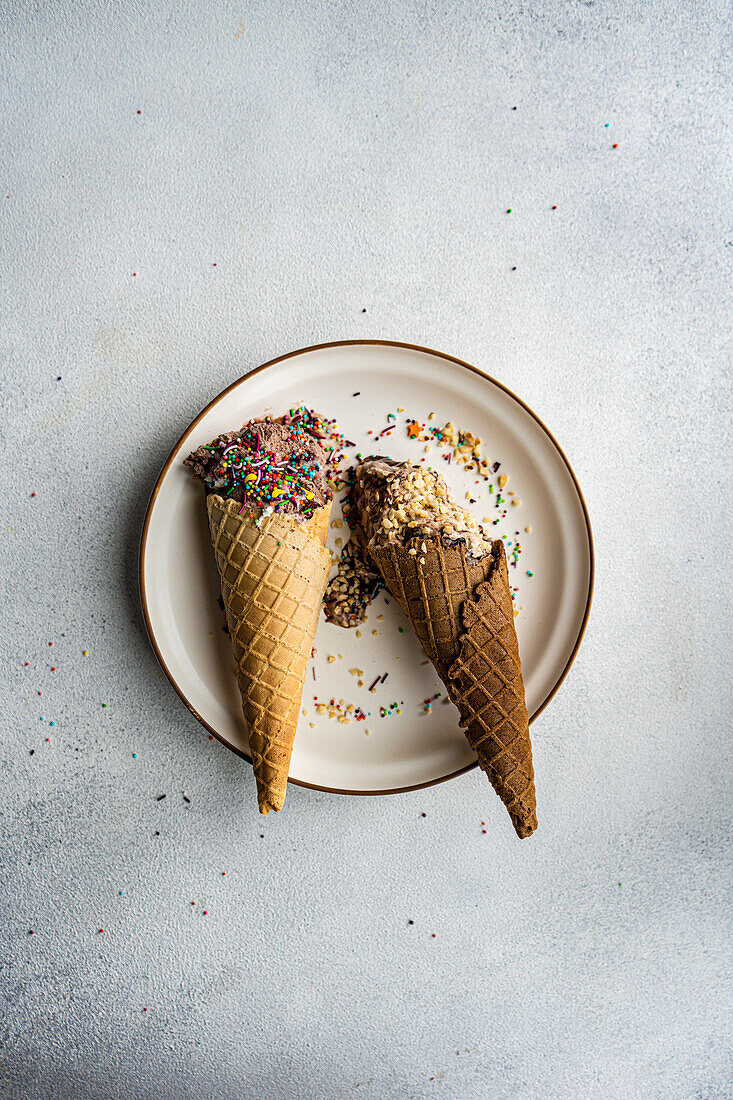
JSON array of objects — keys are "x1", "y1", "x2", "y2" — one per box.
[
  {"x1": 184, "y1": 407, "x2": 344, "y2": 518},
  {"x1": 349, "y1": 457, "x2": 495, "y2": 559}
]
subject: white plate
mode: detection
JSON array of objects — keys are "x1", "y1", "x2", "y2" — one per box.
[{"x1": 140, "y1": 341, "x2": 593, "y2": 795}]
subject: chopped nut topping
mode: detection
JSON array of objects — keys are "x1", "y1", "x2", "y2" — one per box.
[{"x1": 353, "y1": 459, "x2": 494, "y2": 560}]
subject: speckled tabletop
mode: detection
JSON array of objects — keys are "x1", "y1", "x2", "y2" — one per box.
[{"x1": 1, "y1": 3, "x2": 731, "y2": 1098}]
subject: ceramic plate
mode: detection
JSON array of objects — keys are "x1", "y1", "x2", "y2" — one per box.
[{"x1": 140, "y1": 341, "x2": 593, "y2": 795}]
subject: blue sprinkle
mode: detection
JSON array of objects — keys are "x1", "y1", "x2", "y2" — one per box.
[
  {"x1": 49, "y1": 721, "x2": 55, "y2": 727},
  {"x1": 119, "y1": 890, "x2": 124, "y2": 896},
  {"x1": 132, "y1": 753, "x2": 137, "y2": 759},
  {"x1": 40, "y1": 717, "x2": 44, "y2": 721}
]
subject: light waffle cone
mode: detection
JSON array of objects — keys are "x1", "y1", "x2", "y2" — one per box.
[
  {"x1": 206, "y1": 494, "x2": 332, "y2": 814},
  {"x1": 370, "y1": 537, "x2": 537, "y2": 837}
]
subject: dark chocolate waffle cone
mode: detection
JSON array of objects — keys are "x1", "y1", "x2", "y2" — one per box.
[
  {"x1": 206, "y1": 494, "x2": 332, "y2": 814},
  {"x1": 370, "y1": 537, "x2": 536, "y2": 837}
]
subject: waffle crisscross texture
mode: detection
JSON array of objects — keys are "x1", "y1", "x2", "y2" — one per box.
[
  {"x1": 206, "y1": 493, "x2": 332, "y2": 814},
  {"x1": 371, "y1": 537, "x2": 536, "y2": 837}
]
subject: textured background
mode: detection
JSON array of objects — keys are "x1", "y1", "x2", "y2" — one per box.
[{"x1": 1, "y1": 2, "x2": 731, "y2": 1098}]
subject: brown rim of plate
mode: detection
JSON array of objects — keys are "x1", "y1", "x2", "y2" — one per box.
[{"x1": 139, "y1": 339, "x2": 595, "y2": 798}]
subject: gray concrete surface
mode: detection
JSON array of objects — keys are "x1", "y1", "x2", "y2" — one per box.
[{"x1": 1, "y1": 2, "x2": 730, "y2": 1098}]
